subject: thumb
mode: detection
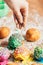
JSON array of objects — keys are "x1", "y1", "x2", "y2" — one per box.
[{"x1": 14, "y1": 9, "x2": 23, "y2": 24}]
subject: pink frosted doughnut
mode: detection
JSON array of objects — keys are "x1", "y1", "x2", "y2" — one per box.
[
  {"x1": 0, "y1": 60, "x2": 8, "y2": 65},
  {"x1": 0, "y1": 47, "x2": 10, "y2": 61}
]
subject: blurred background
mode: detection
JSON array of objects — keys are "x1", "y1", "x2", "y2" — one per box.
[{"x1": 27, "y1": 0, "x2": 43, "y2": 16}]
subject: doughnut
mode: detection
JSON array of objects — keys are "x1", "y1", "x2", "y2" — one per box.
[
  {"x1": 0, "y1": 47, "x2": 10, "y2": 61},
  {"x1": 13, "y1": 46, "x2": 29, "y2": 60},
  {"x1": 26, "y1": 28, "x2": 40, "y2": 42},
  {"x1": 0, "y1": 60, "x2": 8, "y2": 65},
  {"x1": 34, "y1": 47, "x2": 43, "y2": 61},
  {"x1": 7, "y1": 33, "x2": 24, "y2": 50},
  {"x1": 0, "y1": 27, "x2": 10, "y2": 39}
]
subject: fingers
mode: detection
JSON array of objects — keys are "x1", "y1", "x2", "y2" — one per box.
[
  {"x1": 14, "y1": 9, "x2": 23, "y2": 24},
  {"x1": 21, "y1": 2, "x2": 28, "y2": 27},
  {"x1": 13, "y1": 1, "x2": 28, "y2": 29},
  {"x1": 14, "y1": 14, "x2": 23, "y2": 29},
  {"x1": 14, "y1": 14, "x2": 19, "y2": 28},
  {"x1": 23, "y1": 6, "x2": 28, "y2": 27}
]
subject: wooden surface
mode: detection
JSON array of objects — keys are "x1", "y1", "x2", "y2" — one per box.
[{"x1": 27, "y1": 0, "x2": 43, "y2": 16}]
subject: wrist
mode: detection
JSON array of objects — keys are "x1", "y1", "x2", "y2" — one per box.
[{"x1": 4, "y1": 0, "x2": 14, "y2": 10}]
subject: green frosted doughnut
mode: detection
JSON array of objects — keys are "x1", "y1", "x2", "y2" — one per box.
[
  {"x1": 7, "y1": 34, "x2": 24, "y2": 50},
  {"x1": 34, "y1": 47, "x2": 43, "y2": 61}
]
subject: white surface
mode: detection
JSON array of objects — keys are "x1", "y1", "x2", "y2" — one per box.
[{"x1": 0, "y1": 9, "x2": 43, "y2": 51}]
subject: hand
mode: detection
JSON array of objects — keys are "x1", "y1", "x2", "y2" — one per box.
[{"x1": 5, "y1": 0, "x2": 28, "y2": 29}]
